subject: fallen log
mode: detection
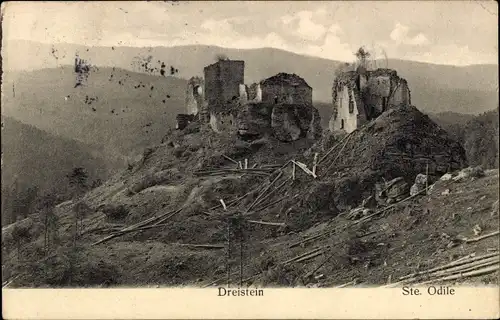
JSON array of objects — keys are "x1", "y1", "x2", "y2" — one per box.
[
  {"x1": 396, "y1": 252, "x2": 499, "y2": 281},
  {"x1": 292, "y1": 160, "x2": 317, "y2": 178},
  {"x1": 2, "y1": 275, "x2": 20, "y2": 288},
  {"x1": 260, "y1": 164, "x2": 283, "y2": 168},
  {"x1": 175, "y1": 243, "x2": 225, "y2": 249},
  {"x1": 312, "y1": 153, "x2": 318, "y2": 176},
  {"x1": 253, "y1": 176, "x2": 291, "y2": 209},
  {"x1": 247, "y1": 220, "x2": 286, "y2": 227},
  {"x1": 336, "y1": 279, "x2": 358, "y2": 288},
  {"x1": 91, "y1": 223, "x2": 170, "y2": 246},
  {"x1": 222, "y1": 154, "x2": 238, "y2": 164},
  {"x1": 322, "y1": 133, "x2": 354, "y2": 173},
  {"x1": 92, "y1": 208, "x2": 184, "y2": 246},
  {"x1": 207, "y1": 187, "x2": 261, "y2": 211},
  {"x1": 465, "y1": 230, "x2": 499, "y2": 243},
  {"x1": 289, "y1": 232, "x2": 327, "y2": 248},
  {"x1": 195, "y1": 170, "x2": 270, "y2": 177},
  {"x1": 413, "y1": 264, "x2": 499, "y2": 286},
  {"x1": 283, "y1": 247, "x2": 323, "y2": 264},
  {"x1": 152, "y1": 207, "x2": 184, "y2": 226},
  {"x1": 304, "y1": 250, "x2": 336, "y2": 279},
  {"x1": 246, "y1": 171, "x2": 283, "y2": 212},
  {"x1": 294, "y1": 250, "x2": 325, "y2": 263},
  {"x1": 394, "y1": 256, "x2": 500, "y2": 286},
  {"x1": 430, "y1": 257, "x2": 500, "y2": 278},
  {"x1": 220, "y1": 199, "x2": 227, "y2": 211},
  {"x1": 318, "y1": 132, "x2": 353, "y2": 165},
  {"x1": 119, "y1": 207, "x2": 181, "y2": 233},
  {"x1": 253, "y1": 194, "x2": 295, "y2": 213}
]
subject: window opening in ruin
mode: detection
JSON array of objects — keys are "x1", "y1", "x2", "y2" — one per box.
[
  {"x1": 341, "y1": 119, "x2": 345, "y2": 129},
  {"x1": 274, "y1": 96, "x2": 279, "y2": 104},
  {"x1": 356, "y1": 75, "x2": 361, "y2": 91},
  {"x1": 382, "y1": 97, "x2": 387, "y2": 112}
]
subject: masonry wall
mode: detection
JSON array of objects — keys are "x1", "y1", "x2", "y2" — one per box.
[
  {"x1": 389, "y1": 79, "x2": 411, "y2": 107},
  {"x1": 247, "y1": 83, "x2": 263, "y2": 103},
  {"x1": 185, "y1": 77, "x2": 204, "y2": 115},
  {"x1": 204, "y1": 60, "x2": 244, "y2": 113},
  {"x1": 260, "y1": 84, "x2": 312, "y2": 105},
  {"x1": 209, "y1": 112, "x2": 236, "y2": 133},
  {"x1": 329, "y1": 85, "x2": 359, "y2": 133},
  {"x1": 363, "y1": 75, "x2": 411, "y2": 116}
]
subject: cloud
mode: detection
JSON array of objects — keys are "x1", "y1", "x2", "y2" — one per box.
[
  {"x1": 304, "y1": 24, "x2": 354, "y2": 61},
  {"x1": 295, "y1": 11, "x2": 327, "y2": 41},
  {"x1": 2, "y1": 2, "x2": 496, "y2": 66},
  {"x1": 281, "y1": 10, "x2": 328, "y2": 41},
  {"x1": 390, "y1": 22, "x2": 430, "y2": 46}
]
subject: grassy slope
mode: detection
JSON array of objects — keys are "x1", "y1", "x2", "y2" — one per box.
[
  {"x1": 2, "y1": 66, "x2": 186, "y2": 159},
  {"x1": 3, "y1": 125, "x2": 498, "y2": 287}
]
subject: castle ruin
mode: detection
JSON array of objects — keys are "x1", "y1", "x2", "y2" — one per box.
[
  {"x1": 329, "y1": 66, "x2": 411, "y2": 133},
  {"x1": 178, "y1": 59, "x2": 322, "y2": 141}
]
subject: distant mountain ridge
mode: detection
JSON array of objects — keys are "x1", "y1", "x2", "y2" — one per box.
[{"x1": 3, "y1": 40, "x2": 498, "y2": 113}]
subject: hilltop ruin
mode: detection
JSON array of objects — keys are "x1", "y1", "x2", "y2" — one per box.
[
  {"x1": 177, "y1": 59, "x2": 322, "y2": 141},
  {"x1": 329, "y1": 66, "x2": 411, "y2": 133}
]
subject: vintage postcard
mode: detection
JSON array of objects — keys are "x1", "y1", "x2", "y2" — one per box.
[{"x1": 1, "y1": 1, "x2": 499, "y2": 319}]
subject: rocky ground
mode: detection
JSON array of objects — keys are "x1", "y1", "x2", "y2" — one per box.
[{"x1": 2, "y1": 106, "x2": 499, "y2": 288}]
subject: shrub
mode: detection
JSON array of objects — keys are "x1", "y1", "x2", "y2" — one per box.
[{"x1": 101, "y1": 204, "x2": 129, "y2": 220}]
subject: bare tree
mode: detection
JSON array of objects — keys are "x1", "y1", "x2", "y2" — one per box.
[
  {"x1": 215, "y1": 54, "x2": 229, "y2": 62},
  {"x1": 354, "y1": 46, "x2": 371, "y2": 70}
]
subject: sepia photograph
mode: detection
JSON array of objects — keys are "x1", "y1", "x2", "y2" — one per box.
[{"x1": 1, "y1": 0, "x2": 499, "y2": 317}]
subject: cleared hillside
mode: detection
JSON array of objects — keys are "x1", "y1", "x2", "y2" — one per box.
[{"x1": 3, "y1": 106, "x2": 498, "y2": 288}]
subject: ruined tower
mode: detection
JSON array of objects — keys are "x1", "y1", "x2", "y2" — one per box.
[
  {"x1": 203, "y1": 59, "x2": 245, "y2": 113},
  {"x1": 329, "y1": 68, "x2": 411, "y2": 133}
]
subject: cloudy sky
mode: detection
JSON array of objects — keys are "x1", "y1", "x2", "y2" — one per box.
[{"x1": 2, "y1": 1, "x2": 498, "y2": 65}]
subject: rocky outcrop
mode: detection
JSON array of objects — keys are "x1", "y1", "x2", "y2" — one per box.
[
  {"x1": 271, "y1": 104, "x2": 322, "y2": 142},
  {"x1": 236, "y1": 103, "x2": 322, "y2": 142},
  {"x1": 236, "y1": 103, "x2": 274, "y2": 139},
  {"x1": 316, "y1": 105, "x2": 468, "y2": 210},
  {"x1": 410, "y1": 174, "x2": 428, "y2": 196}
]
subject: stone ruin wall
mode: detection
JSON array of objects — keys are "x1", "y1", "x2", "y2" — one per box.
[
  {"x1": 209, "y1": 111, "x2": 237, "y2": 133},
  {"x1": 236, "y1": 103, "x2": 322, "y2": 142},
  {"x1": 181, "y1": 65, "x2": 322, "y2": 142},
  {"x1": 330, "y1": 69, "x2": 411, "y2": 133},
  {"x1": 185, "y1": 77, "x2": 205, "y2": 115},
  {"x1": 329, "y1": 84, "x2": 360, "y2": 133},
  {"x1": 260, "y1": 84, "x2": 312, "y2": 106},
  {"x1": 204, "y1": 60, "x2": 245, "y2": 114},
  {"x1": 361, "y1": 71, "x2": 411, "y2": 116}
]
